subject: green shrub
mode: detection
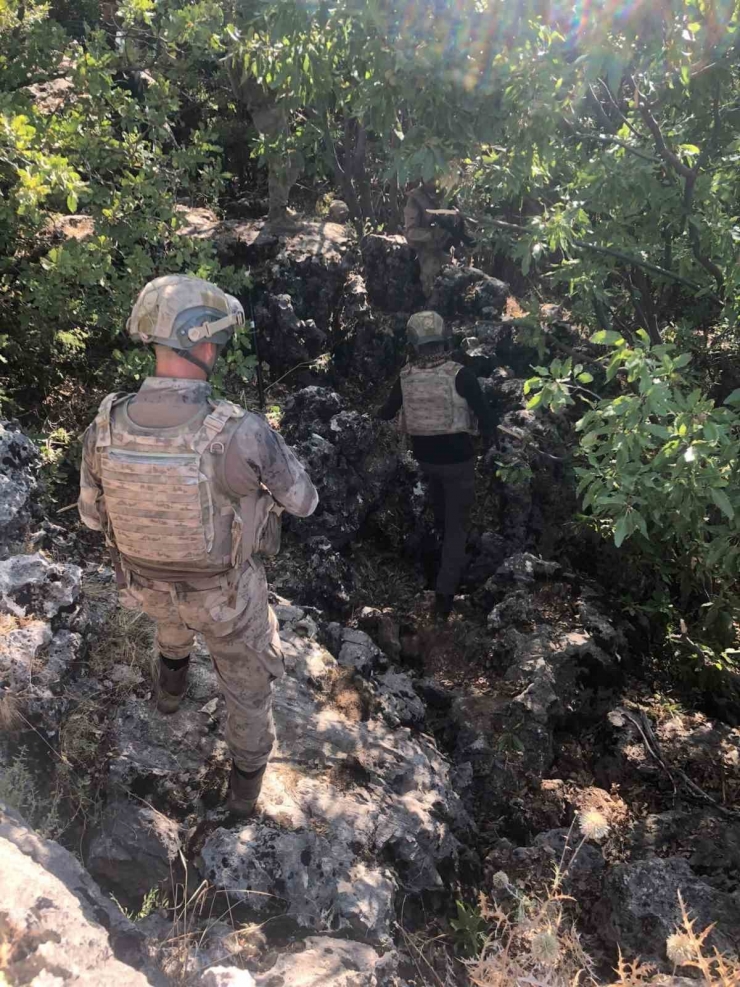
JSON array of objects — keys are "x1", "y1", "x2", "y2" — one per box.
[{"x1": 527, "y1": 331, "x2": 740, "y2": 645}]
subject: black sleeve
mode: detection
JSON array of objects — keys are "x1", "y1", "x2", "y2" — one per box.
[
  {"x1": 377, "y1": 378, "x2": 403, "y2": 420},
  {"x1": 456, "y1": 368, "x2": 496, "y2": 436}
]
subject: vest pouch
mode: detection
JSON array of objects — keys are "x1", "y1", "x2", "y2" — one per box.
[
  {"x1": 240, "y1": 486, "x2": 284, "y2": 561},
  {"x1": 255, "y1": 489, "x2": 284, "y2": 557}
]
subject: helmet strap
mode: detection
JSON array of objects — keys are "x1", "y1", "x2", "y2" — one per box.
[{"x1": 177, "y1": 348, "x2": 215, "y2": 378}]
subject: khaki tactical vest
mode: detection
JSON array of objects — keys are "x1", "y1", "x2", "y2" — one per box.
[
  {"x1": 399, "y1": 361, "x2": 475, "y2": 436},
  {"x1": 94, "y1": 394, "x2": 282, "y2": 574}
]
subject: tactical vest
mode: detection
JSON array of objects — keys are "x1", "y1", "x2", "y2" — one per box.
[
  {"x1": 94, "y1": 393, "x2": 282, "y2": 574},
  {"x1": 399, "y1": 362, "x2": 475, "y2": 436}
]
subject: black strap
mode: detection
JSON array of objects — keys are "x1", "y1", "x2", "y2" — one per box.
[{"x1": 178, "y1": 348, "x2": 214, "y2": 377}]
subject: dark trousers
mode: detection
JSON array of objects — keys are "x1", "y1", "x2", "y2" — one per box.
[{"x1": 419, "y1": 458, "x2": 475, "y2": 596}]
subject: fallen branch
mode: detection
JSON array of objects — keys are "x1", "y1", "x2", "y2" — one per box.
[{"x1": 611, "y1": 706, "x2": 740, "y2": 819}]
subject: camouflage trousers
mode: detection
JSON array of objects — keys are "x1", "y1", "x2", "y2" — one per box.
[
  {"x1": 123, "y1": 563, "x2": 284, "y2": 774},
  {"x1": 417, "y1": 247, "x2": 449, "y2": 298}
]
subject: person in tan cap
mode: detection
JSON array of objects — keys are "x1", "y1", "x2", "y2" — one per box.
[
  {"x1": 78, "y1": 275, "x2": 318, "y2": 816},
  {"x1": 378, "y1": 311, "x2": 495, "y2": 619}
]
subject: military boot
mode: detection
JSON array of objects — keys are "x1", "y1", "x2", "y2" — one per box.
[
  {"x1": 264, "y1": 207, "x2": 303, "y2": 234},
  {"x1": 228, "y1": 763, "x2": 266, "y2": 818},
  {"x1": 156, "y1": 655, "x2": 189, "y2": 714}
]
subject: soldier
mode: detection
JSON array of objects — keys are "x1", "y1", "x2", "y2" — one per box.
[
  {"x1": 404, "y1": 178, "x2": 455, "y2": 298},
  {"x1": 78, "y1": 275, "x2": 318, "y2": 816},
  {"x1": 378, "y1": 312, "x2": 495, "y2": 620}
]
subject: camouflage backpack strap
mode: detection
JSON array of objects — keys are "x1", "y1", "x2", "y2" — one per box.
[
  {"x1": 94, "y1": 392, "x2": 129, "y2": 450},
  {"x1": 191, "y1": 399, "x2": 245, "y2": 456}
]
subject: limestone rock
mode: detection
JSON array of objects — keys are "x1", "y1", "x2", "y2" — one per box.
[
  {"x1": 201, "y1": 826, "x2": 396, "y2": 939},
  {"x1": 429, "y1": 266, "x2": 509, "y2": 319},
  {"x1": 87, "y1": 799, "x2": 182, "y2": 898},
  {"x1": 255, "y1": 936, "x2": 391, "y2": 986},
  {"x1": 0, "y1": 552, "x2": 81, "y2": 620},
  {"x1": 336, "y1": 627, "x2": 384, "y2": 673},
  {"x1": 102, "y1": 625, "x2": 470, "y2": 943},
  {"x1": 375, "y1": 670, "x2": 425, "y2": 728},
  {"x1": 202, "y1": 968, "x2": 256, "y2": 987},
  {"x1": 601, "y1": 856, "x2": 740, "y2": 966},
  {"x1": 333, "y1": 275, "x2": 401, "y2": 384},
  {"x1": 357, "y1": 608, "x2": 402, "y2": 662},
  {"x1": 453, "y1": 579, "x2": 622, "y2": 832},
  {"x1": 255, "y1": 292, "x2": 327, "y2": 372},
  {"x1": 486, "y1": 828, "x2": 605, "y2": 902},
  {"x1": 269, "y1": 221, "x2": 356, "y2": 334},
  {"x1": 0, "y1": 801, "x2": 151, "y2": 983},
  {"x1": 198, "y1": 937, "x2": 398, "y2": 987},
  {"x1": 282, "y1": 392, "x2": 401, "y2": 552},
  {"x1": 108, "y1": 692, "x2": 224, "y2": 800},
  {"x1": 0, "y1": 553, "x2": 84, "y2": 730},
  {"x1": 196, "y1": 629, "x2": 470, "y2": 938},
  {"x1": 361, "y1": 234, "x2": 423, "y2": 313},
  {"x1": 283, "y1": 385, "x2": 345, "y2": 424},
  {"x1": 490, "y1": 552, "x2": 561, "y2": 590},
  {"x1": 0, "y1": 422, "x2": 38, "y2": 557}
]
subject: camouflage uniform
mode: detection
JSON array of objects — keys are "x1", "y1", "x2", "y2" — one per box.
[
  {"x1": 79, "y1": 375, "x2": 318, "y2": 774},
  {"x1": 236, "y1": 77, "x2": 300, "y2": 228},
  {"x1": 404, "y1": 186, "x2": 451, "y2": 298}
]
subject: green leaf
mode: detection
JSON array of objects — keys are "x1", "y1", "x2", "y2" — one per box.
[
  {"x1": 710, "y1": 487, "x2": 734, "y2": 520},
  {"x1": 577, "y1": 372, "x2": 594, "y2": 384},
  {"x1": 66, "y1": 192, "x2": 78, "y2": 213},
  {"x1": 724, "y1": 389, "x2": 740, "y2": 407},
  {"x1": 589, "y1": 330, "x2": 624, "y2": 346},
  {"x1": 614, "y1": 514, "x2": 630, "y2": 548},
  {"x1": 526, "y1": 391, "x2": 544, "y2": 411}
]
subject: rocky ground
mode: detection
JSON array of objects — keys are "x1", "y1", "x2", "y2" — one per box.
[{"x1": 2, "y1": 210, "x2": 740, "y2": 987}]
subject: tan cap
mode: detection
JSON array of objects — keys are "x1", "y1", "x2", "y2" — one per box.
[
  {"x1": 406, "y1": 311, "x2": 448, "y2": 348},
  {"x1": 127, "y1": 275, "x2": 244, "y2": 351}
]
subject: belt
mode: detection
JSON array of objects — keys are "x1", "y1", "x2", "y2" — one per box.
[{"x1": 126, "y1": 568, "x2": 233, "y2": 592}]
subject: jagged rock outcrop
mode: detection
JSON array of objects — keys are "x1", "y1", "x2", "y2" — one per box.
[
  {"x1": 254, "y1": 291, "x2": 327, "y2": 372},
  {"x1": 333, "y1": 274, "x2": 403, "y2": 384},
  {"x1": 361, "y1": 234, "x2": 423, "y2": 313},
  {"x1": 0, "y1": 801, "x2": 155, "y2": 985},
  {"x1": 198, "y1": 618, "x2": 471, "y2": 941},
  {"x1": 600, "y1": 856, "x2": 740, "y2": 967},
  {"x1": 203, "y1": 936, "x2": 396, "y2": 986},
  {"x1": 178, "y1": 209, "x2": 355, "y2": 366},
  {"x1": 89, "y1": 604, "x2": 471, "y2": 958},
  {"x1": 87, "y1": 800, "x2": 182, "y2": 899},
  {"x1": 430, "y1": 265, "x2": 509, "y2": 319},
  {"x1": 0, "y1": 552, "x2": 84, "y2": 733},
  {"x1": 449, "y1": 557, "x2": 624, "y2": 833},
  {"x1": 281, "y1": 387, "x2": 403, "y2": 551},
  {"x1": 0, "y1": 422, "x2": 38, "y2": 557}
]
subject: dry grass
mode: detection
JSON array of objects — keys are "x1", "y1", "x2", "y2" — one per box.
[
  {"x1": 86, "y1": 600, "x2": 155, "y2": 682},
  {"x1": 466, "y1": 814, "x2": 740, "y2": 987},
  {"x1": 150, "y1": 853, "x2": 282, "y2": 984},
  {"x1": 0, "y1": 692, "x2": 21, "y2": 731}
]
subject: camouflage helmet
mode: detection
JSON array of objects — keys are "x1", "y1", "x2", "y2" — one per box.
[
  {"x1": 406, "y1": 311, "x2": 448, "y2": 348},
  {"x1": 127, "y1": 275, "x2": 244, "y2": 351}
]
